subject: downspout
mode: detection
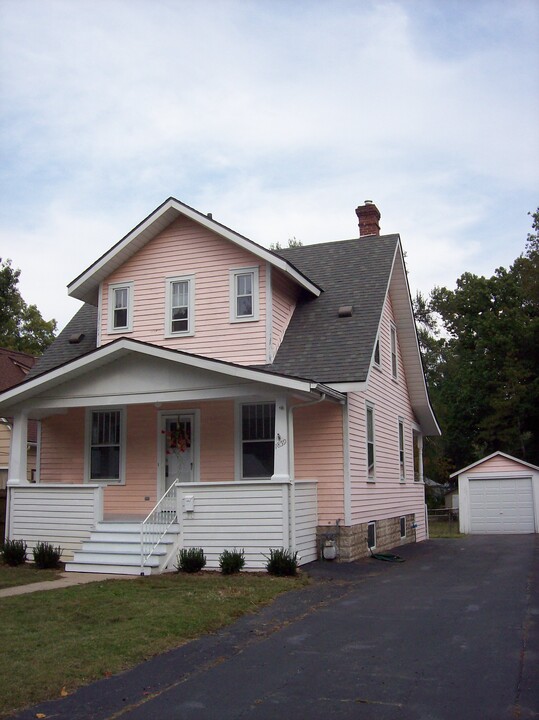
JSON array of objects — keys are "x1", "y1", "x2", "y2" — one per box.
[{"x1": 288, "y1": 393, "x2": 327, "y2": 553}]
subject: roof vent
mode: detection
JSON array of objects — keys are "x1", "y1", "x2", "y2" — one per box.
[
  {"x1": 207, "y1": 212, "x2": 213, "y2": 220},
  {"x1": 338, "y1": 305, "x2": 353, "y2": 318},
  {"x1": 68, "y1": 333, "x2": 85, "y2": 344}
]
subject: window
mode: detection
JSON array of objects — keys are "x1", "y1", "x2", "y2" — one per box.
[
  {"x1": 398, "y1": 419, "x2": 405, "y2": 481},
  {"x1": 390, "y1": 324, "x2": 398, "y2": 379},
  {"x1": 373, "y1": 338, "x2": 380, "y2": 367},
  {"x1": 413, "y1": 430, "x2": 422, "y2": 482},
  {"x1": 230, "y1": 267, "x2": 259, "y2": 322},
  {"x1": 108, "y1": 282, "x2": 133, "y2": 332},
  {"x1": 400, "y1": 516, "x2": 406, "y2": 538},
  {"x1": 366, "y1": 404, "x2": 375, "y2": 481},
  {"x1": 88, "y1": 410, "x2": 123, "y2": 482},
  {"x1": 241, "y1": 403, "x2": 275, "y2": 479},
  {"x1": 166, "y1": 276, "x2": 194, "y2": 336},
  {"x1": 367, "y1": 521, "x2": 376, "y2": 549}
]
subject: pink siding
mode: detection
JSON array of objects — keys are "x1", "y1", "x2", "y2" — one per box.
[
  {"x1": 293, "y1": 401, "x2": 345, "y2": 523},
  {"x1": 271, "y1": 270, "x2": 300, "y2": 360},
  {"x1": 39, "y1": 409, "x2": 85, "y2": 483},
  {"x1": 100, "y1": 216, "x2": 268, "y2": 364},
  {"x1": 348, "y1": 296, "x2": 427, "y2": 539},
  {"x1": 199, "y1": 401, "x2": 235, "y2": 483},
  {"x1": 465, "y1": 455, "x2": 533, "y2": 475}
]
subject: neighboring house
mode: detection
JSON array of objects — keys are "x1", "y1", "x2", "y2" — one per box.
[
  {"x1": 0, "y1": 348, "x2": 37, "y2": 489},
  {"x1": 452, "y1": 452, "x2": 539, "y2": 534},
  {"x1": 0, "y1": 198, "x2": 440, "y2": 573}
]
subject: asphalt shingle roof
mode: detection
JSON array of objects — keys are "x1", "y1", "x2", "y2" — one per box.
[{"x1": 262, "y1": 234, "x2": 398, "y2": 383}]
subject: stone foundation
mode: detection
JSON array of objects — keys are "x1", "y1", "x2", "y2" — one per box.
[{"x1": 317, "y1": 514, "x2": 416, "y2": 562}]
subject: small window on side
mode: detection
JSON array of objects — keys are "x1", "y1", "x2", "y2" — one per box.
[
  {"x1": 108, "y1": 282, "x2": 133, "y2": 333},
  {"x1": 390, "y1": 324, "x2": 398, "y2": 379},
  {"x1": 230, "y1": 267, "x2": 259, "y2": 322},
  {"x1": 373, "y1": 338, "x2": 380, "y2": 366},
  {"x1": 400, "y1": 516, "x2": 406, "y2": 538},
  {"x1": 165, "y1": 276, "x2": 195, "y2": 337},
  {"x1": 398, "y1": 419, "x2": 405, "y2": 481},
  {"x1": 366, "y1": 404, "x2": 375, "y2": 481},
  {"x1": 367, "y1": 521, "x2": 376, "y2": 549}
]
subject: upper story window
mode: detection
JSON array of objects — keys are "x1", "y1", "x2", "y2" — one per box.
[
  {"x1": 390, "y1": 324, "x2": 398, "y2": 379},
  {"x1": 87, "y1": 409, "x2": 124, "y2": 483},
  {"x1": 230, "y1": 267, "x2": 259, "y2": 322},
  {"x1": 108, "y1": 282, "x2": 133, "y2": 333},
  {"x1": 366, "y1": 403, "x2": 375, "y2": 482},
  {"x1": 241, "y1": 402, "x2": 275, "y2": 479},
  {"x1": 373, "y1": 338, "x2": 380, "y2": 367},
  {"x1": 398, "y1": 418, "x2": 405, "y2": 481},
  {"x1": 166, "y1": 275, "x2": 195, "y2": 337}
]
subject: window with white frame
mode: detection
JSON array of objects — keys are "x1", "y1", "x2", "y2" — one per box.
[
  {"x1": 166, "y1": 276, "x2": 194, "y2": 336},
  {"x1": 413, "y1": 430, "x2": 422, "y2": 482},
  {"x1": 398, "y1": 419, "x2": 405, "y2": 481},
  {"x1": 88, "y1": 409, "x2": 123, "y2": 482},
  {"x1": 400, "y1": 516, "x2": 406, "y2": 538},
  {"x1": 230, "y1": 267, "x2": 259, "y2": 322},
  {"x1": 390, "y1": 324, "x2": 398, "y2": 379},
  {"x1": 373, "y1": 337, "x2": 380, "y2": 367},
  {"x1": 367, "y1": 521, "x2": 376, "y2": 548},
  {"x1": 108, "y1": 282, "x2": 133, "y2": 333},
  {"x1": 366, "y1": 404, "x2": 375, "y2": 481},
  {"x1": 241, "y1": 402, "x2": 275, "y2": 479}
]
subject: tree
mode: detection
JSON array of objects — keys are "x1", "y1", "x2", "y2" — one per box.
[
  {"x1": 270, "y1": 237, "x2": 303, "y2": 251},
  {"x1": 0, "y1": 258, "x2": 57, "y2": 355},
  {"x1": 417, "y1": 209, "x2": 539, "y2": 477}
]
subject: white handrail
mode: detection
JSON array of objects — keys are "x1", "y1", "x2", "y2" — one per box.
[{"x1": 140, "y1": 481, "x2": 178, "y2": 573}]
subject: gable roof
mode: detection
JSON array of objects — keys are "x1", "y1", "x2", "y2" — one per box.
[
  {"x1": 0, "y1": 347, "x2": 36, "y2": 391},
  {"x1": 68, "y1": 197, "x2": 321, "y2": 305},
  {"x1": 450, "y1": 451, "x2": 539, "y2": 477}
]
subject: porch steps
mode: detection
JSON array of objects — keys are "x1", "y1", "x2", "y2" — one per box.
[{"x1": 65, "y1": 521, "x2": 181, "y2": 576}]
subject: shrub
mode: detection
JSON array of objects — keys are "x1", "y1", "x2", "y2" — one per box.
[
  {"x1": 175, "y1": 547, "x2": 206, "y2": 573},
  {"x1": 33, "y1": 541, "x2": 62, "y2": 569},
  {"x1": 1, "y1": 539, "x2": 28, "y2": 566},
  {"x1": 219, "y1": 548, "x2": 245, "y2": 575},
  {"x1": 265, "y1": 547, "x2": 298, "y2": 576}
]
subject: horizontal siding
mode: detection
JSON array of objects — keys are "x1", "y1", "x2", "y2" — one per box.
[
  {"x1": 293, "y1": 401, "x2": 344, "y2": 524},
  {"x1": 271, "y1": 270, "x2": 299, "y2": 360},
  {"x1": 8, "y1": 485, "x2": 102, "y2": 560},
  {"x1": 100, "y1": 216, "x2": 268, "y2": 365},
  {"x1": 294, "y1": 481, "x2": 317, "y2": 563},
  {"x1": 349, "y1": 296, "x2": 427, "y2": 540},
  {"x1": 178, "y1": 483, "x2": 289, "y2": 569},
  {"x1": 466, "y1": 456, "x2": 533, "y2": 475},
  {"x1": 40, "y1": 409, "x2": 85, "y2": 483}
]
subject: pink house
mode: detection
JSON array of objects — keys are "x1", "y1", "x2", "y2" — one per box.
[{"x1": 0, "y1": 198, "x2": 439, "y2": 573}]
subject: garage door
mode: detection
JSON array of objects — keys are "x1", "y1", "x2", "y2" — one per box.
[{"x1": 469, "y1": 478, "x2": 535, "y2": 533}]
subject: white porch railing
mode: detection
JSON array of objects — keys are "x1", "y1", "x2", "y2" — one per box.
[{"x1": 140, "y1": 482, "x2": 178, "y2": 572}]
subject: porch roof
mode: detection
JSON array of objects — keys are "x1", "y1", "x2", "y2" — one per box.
[{"x1": 0, "y1": 337, "x2": 345, "y2": 415}]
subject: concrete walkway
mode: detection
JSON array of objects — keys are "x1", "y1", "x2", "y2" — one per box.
[
  {"x1": 0, "y1": 571, "x2": 124, "y2": 598},
  {"x1": 7, "y1": 535, "x2": 539, "y2": 720}
]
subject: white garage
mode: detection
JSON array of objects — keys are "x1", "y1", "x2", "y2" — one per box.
[{"x1": 453, "y1": 452, "x2": 539, "y2": 535}]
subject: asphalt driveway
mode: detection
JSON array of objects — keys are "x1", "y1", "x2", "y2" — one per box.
[{"x1": 11, "y1": 536, "x2": 539, "y2": 720}]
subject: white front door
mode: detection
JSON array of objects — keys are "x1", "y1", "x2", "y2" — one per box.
[{"x1": 161, "y1": 414, "x2": 194, "y2": 494}]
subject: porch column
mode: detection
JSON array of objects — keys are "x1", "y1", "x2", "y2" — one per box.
[
  {"x1": 8, "y1": 411, "x2": 29, "y2": 484},
  {"x1": 272, "y1": 398, "x2": 290, "y2": 483}
]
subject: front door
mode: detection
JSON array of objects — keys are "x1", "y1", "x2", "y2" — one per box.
[{"x1": 161, "y1": 414, "x2": 194, "y2": 494}]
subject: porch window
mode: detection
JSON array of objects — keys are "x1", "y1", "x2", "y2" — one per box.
[
  {"x1": 366, "y1": 404, "x2": 375, "y2": 481},
  {"x1": 89, "y1": 410, "x2": 122, "y2": 481},
  {"x1": 166, "y1": 275, "x2": 195, "y2": 336},
  {"x1": 230, "y1": 267, "x2": 259, "y2": 322},
  {"x1": 108, "y1": 282, "x2": 133, "y2": 333},
  {"x1": 398, "y1": 419, "x2": 405, "y2": 481},
  {"x1": 241, "y1": 403, "x2": 275, "y2": 479}
]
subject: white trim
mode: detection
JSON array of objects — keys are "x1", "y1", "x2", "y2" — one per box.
[
  {"x1": 327, "y1": 382, "x2": 366, "y2": 392},
  {"x1": 400, "y1": 515, "x2": 406, "y2": 538},
  {"x1": 450, "y1": 451, "x2": 539, "y2": 477},
  {"x1": 367, "y1": 520, "x2": 376, "y2": 548},
  {"x1": 107, "y1": 281, "x2": 134, "y2": 334},
  {"x1": 343, "y1": 400, "x2": 351, "y2": 525},
  {"x1": 373, "y1": 336, "x2": 381, "y2": 369},
  {"x1": 67, "y1": 197, "x2": 321, "y2": 304},
  {"x1": 229, "y1": 266, "x2": 259, "y2": 323},
  {"x1": 165, "y1": 274, "x2": 195, "y2": 337},
  {"x1": 35, "y1": 420, "x2": 41, "y2": 483},
  {"x1": 84, "y1": 407, "x2": 126, "y2": 485},
  {"x1": 390, "y1": 323, "x2": 398, "y2": 381}
]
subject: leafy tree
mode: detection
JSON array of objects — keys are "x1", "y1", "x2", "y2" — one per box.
[
  {"x1": 0, "y1": 258, "x2": 57, "y2": 355},
  {"x1": 417, "y1": 209, "x2": 539, "y2": 478},
  {"x1": 270, "y1": 237, "x2": 303, "y2": 251}
]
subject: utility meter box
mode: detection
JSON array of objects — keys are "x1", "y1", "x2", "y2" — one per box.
[{"x1": 184, "y1": 495, "x2": 195, "y2": 512}]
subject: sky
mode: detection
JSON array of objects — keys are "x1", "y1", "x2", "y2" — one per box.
[{"x1": 1, "y1": 0, "x2": 538, "y2": 330}]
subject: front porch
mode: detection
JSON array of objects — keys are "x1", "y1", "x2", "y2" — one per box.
[{"x1": 6, "y1": 479, "x2": 318, "y2": 574}]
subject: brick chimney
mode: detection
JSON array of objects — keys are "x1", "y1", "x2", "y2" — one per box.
[{"x1": 356, "y1": 200, "x2": 381, "y2": 237}]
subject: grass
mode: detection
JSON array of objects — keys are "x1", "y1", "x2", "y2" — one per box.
[
  {"x1": 0, "y1": 571, "x2": 308, "y2": 717},
  {"x1": 428, "y1": 520, "x2": 465, "y2": 538},
  {"x1": 0, "y1": 562, "x2": 63, "y2": 590}
]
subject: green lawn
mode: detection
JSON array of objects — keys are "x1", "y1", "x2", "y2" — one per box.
[
  {"x1": 428, "y1": 520, "x2": 464, "y2": 538},
  {"x1": 0, "y1": 563, "x2": 63, "y2": 589},
  {"x1": 0, "y1": 571, "x2": 307, "y2": 717}
]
